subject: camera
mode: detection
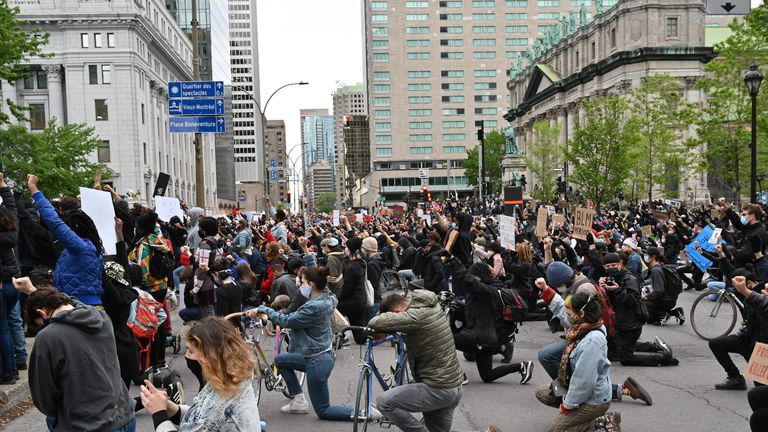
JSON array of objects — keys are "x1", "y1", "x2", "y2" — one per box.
[{"x1": 605, "y1": 277, "x2": 615, "y2": 285}]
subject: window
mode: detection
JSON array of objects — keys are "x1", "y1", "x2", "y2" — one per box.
[
  {"x1": 472, "y1": 13, "x2": 496, "y2": 20},
  {"x1": 81, "y1": 33, "x2": 89, "y2": 48},
  {"x1": 372, "y1": 1, "x2": 388, "y2": 9},
  {"x1": 406, "y1": 27, "x2": 430, "y2": 34},
  {"x1": 29, "y1": 104, "x2": 45, "y2": 130},
  {"x1": 98, "y1": 140, "x2": 111, "y2": 162},
  {"x1": 506, "y1": 38, "x2": 528, "y2": 46},
  {"x1": 374, "y1": 97, "x2": 390, "y2": 106},
  {"x1": 506, "y1": 0, "x2": 527, "y2": 6},
  {"x1": 506, "y1": 13, "x2": 528, "y2": 20},
  {"x1": 440, "y1": 14, "x2": 463, "y2": 20},
  {"x1": 408, "y1": 83, "x2": 431, "y2": 91},
  {"x1": 442, "y1": 108, "x2": 465, "y2": 115},
  {"x1": 88, "y1": 65, "x2": 98, "y2": 84},
  {"x1": 610, "y1": 27, "x2": 617, "y2": 48},
  {"x1": 374, "y1": 84, "x2": 390, "y2": 93},
  {"x1": 107, "y1": 33, "x2": 115, "y2": 48},
  {"x1": 441, "y1": 83, "x2": 464, "y2": 90},
  {"x1": 442, "y1": 95, "x2": 465, "y2": 103},
  {"x1": 375, "y1": 135, "x2": 392, "y2": 144},
  {"x1": 407, "y1": 52, "x2": 430, "y2": 60},
  {"x1": 376, "y1": 148, "x2": 393, "y2": 157},
  {"x1": 141, "y1": 103, "x2": 145, "y2": 124},
  {"x1": 374, "y1": 71, "x2": 390, "y2": 80},
  {"x1": 537, "y1": 0, "x2": 560, "y2": 6},
  {"x1": 408, "y1": 96, "x2": 432, "y2": 104},
  {"x1": 666, "y1": 17, "x2": 678, "y2": 38},
  {"x1": 442, "y1": 70, "x2": 465, "y2": 77},
  {"x1": 441, "y1": 39, "x2": 464, "y2": 46},
  {"x1": 473, "y1": 26, "x2": 496, "y2": 33},
  {"x1": 409, "y1": 109, "x2": 433, "y2": 116},
  {"x1": 472, "y1": 1, "x2": 495, "y2": 6},
  {"x1": 506, "y1": 50, "x2": 525, "y2": 58},
  {"x1": 475, "y1": 107, "x2": 497, "y2": 115},
  {"x1": 575, "y1": 50, "x2": 580, "y2": 67},
  {"x1": 443, "y1": 133, "x2": 466, "y2": 141},
  {"x1": 473, "y1": 38, "x2": 496, "y2": 46},
  {"x1": 440, "y1": 1, "x2": 463, "y2": 6},
  {"x1": 474, "y1": 82, "x2": 497, "y2": 90},
  {"x1": 482, "y1": 120, "x2": 498, "y2": 127},
  {"x1": 408, "y1": 70, "x2": 431, "y2": 78},
  {"x1": 442, "y1": 120, "x2": 465, "y2": 128},
  {"x1": 372, "y1": 27, "x2": 389, "y2": 36},
  {"x1": 537, "y1": 13, "x2": 560, "y2": 19},
  {"x1": 474, "y1": 69, "x2": 497, "y2": 77},
  {"x1": 444, "y1": 146, "x2": 466, "y2": 153},
  {"x1": 474, "y1": 95, "x2": 497, "y2": 102},
  {"x1": 506, "y1": 25, "x2": 528, "y2": 33},
  {"x1": 95, "y1": 99, "x2": 109, "y2": 121},
  {"x1": 570, "y1": 0, "x2": 592, "y2": 5},
  {"x1": 406, "y1": 1, "x2": 429, "y2": 7},
  {"x1": 440, "y1": 52, "x2": 464, "y2": 59},
  {"x1": 376, "y1": 122, "x2": 392, "y2": 131},
  {"x1": 407, "y1": 39, "x2": 430, "y2": 47},
  {"x1": 374, "y1": 109, "x2": 391, "y2": 118},
  {"x1": 591, "y1": 41, "x2": 596, "y2": 60},
  {"x1": 101, "y1": 65, "x2": 111, "y2": 84},
  {"x1": 373, "y1": 40, "x2": 389, "y2": 49},
  {"x1": 409, "y1": 121, "x2": 432, "y2": 129},
  {"x1": 406, "y1": 14, "x2": 429, "y2": 21},
  {"x1": 473, "y1": 51, "x2": 496, "y2": 59},
  {"x1": 410, "y1": 147, "x2": 433, "y2": 154},
  {"x1": 94, "y1": 33, "x2": 102, "y2": 48},
  {"x1": 440, "y1": 26, "x2": 463, "y2": 33},
  {"x1": 538, "y1": 25, "x2": 557, "y2": 33},
  {"x1": 409, "y1": 134, "x2": 433, "y2": 142},
  {"x1": 36, "y1": 70, "x2": 47, "y2": 89},
  {"x1": 372, "y1": 15, "x2": 388, "y2": 22},
  {"x1": 373, "y1": 53, "x2": 390, "y2": 62}
]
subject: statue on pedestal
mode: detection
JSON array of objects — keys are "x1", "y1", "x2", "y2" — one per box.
[{"x1": 504, "y1": 127, "x2": 521, "y2": 155}]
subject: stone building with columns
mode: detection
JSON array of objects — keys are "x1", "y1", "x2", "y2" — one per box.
[
  {"x1": 3, "y1": 0, "x2": 217, "y2": 210},
  {"x1": 503, "y1": 0, "x2": 722, "y2": 203}
]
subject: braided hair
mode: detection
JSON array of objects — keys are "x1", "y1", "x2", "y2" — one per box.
[{"x1": 61, "y1": 209, "x2": 105, "y2": 254}]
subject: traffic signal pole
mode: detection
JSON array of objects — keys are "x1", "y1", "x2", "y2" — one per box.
[
  {"x1": 477, "y1": 122, "x2": 485, "y2": 198},
  {"x1": 191, "y1": 0, "x2": 205, "y2": 208}
]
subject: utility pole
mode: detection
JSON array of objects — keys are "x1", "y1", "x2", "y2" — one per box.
[
  {"x1": 191, "y1": 0, "x2": 205, "y2": 208},
  {"x1": 477, "y1": 122, "x2": 485, "y2": 198}
]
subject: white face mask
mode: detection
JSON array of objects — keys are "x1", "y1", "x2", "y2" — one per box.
[{"x1": 299, "y1": 283, "x2": 312, "y2": 298}]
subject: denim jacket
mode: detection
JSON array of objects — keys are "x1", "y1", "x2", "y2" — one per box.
[
  {"x1": 261, "y1": 290, "x2": 336, "y2": 356},
  {"x1": 562, "y1": 326, "x2": 612, "y2": 410},
  {"x1": 156, "y1": 380, "x2": 260, "y2": 432}
]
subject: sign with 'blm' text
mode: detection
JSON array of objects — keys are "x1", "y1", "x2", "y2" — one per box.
[{"x1": 572, "y1": 207, "x2": 595, "y2": 241}]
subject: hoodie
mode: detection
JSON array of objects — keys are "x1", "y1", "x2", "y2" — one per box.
[
  {"x1": 186, "y1": 207, "x2": 205, "y2": 252},
  {"x1": 29, "y1": 300, "x2": 134, "y2": 432}
]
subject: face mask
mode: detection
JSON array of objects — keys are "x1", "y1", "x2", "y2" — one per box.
[
  {"x1": 299, "y1": 283, "x2": 312, "y2": 298},
  {"x1": 643, "y1": 255, "x2": 650, "y2": 262},
  {"x1": 741, "y1": 215, "x2": 749, "y2": 225},
  {"x1": 605, "y1": 268, "x2": 621, "y2": 278},
  {"x1": 451, "y1": 223, "x2": 457, "y2": 229}
]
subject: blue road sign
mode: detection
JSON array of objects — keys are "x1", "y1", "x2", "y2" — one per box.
[
  {"x1": 168, "y1": 99, "x2": 224, "y2": 116},
  {"x1": 169, "y1": 116, "x2": 226, "y2": 133},
  {"x1": 270, "y1": 159, "x2": 277, "y2": 167},
  {"x1": 271, "y1": 170, "x2": 277, "y2": 181},
  {"x1": 168, "y1": 81, "x2": 225, "y2": 99}
]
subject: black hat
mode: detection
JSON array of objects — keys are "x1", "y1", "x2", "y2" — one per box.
[
  {"x1": 346, "y1": 237, "x2": 363, "y2": 254},
  {"x1": 136, "y1": 212, "x2": 158, "y2": 237},
  {"x1": 602, "y1": 253, "x2": 621, "y2": 265}
]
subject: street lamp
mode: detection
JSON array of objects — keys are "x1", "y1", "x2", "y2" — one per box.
[{"x1": 744, "y1": 64, "x2": 763, "y2": 203}]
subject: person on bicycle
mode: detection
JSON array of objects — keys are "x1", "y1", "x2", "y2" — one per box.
[
  {"x1": 708, "y1": 269, "x2": 768, "y2": 390},
  {"x1": 246, "y1": 266, "x2": 357, "y2": 421},
  {"x1": 366, "y1": 290, "x2": 464, "y2": 432},
  {"x1": 447, "y1": 254, "x2": 534, "y2": 384}
]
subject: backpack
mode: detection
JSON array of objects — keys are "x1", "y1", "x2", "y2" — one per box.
[
  {"x1": 149, "y1": 249, "x2": 176, "y2": 280},
  {"x1": 661, "y1": 265, "x2": 683, "y2": 297},
  {"x1": 497, "y1": 287, "x2": 528, "y2": 323},
  {"x1": 128, "y1": 289, "x2": 163, "y2": 369}
]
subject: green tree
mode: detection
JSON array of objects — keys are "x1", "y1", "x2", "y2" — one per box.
[
  {"x1": 629, "y1": 74, "x2": 699, "y2": 201},
  {"x1": 523, "y1": 120, "x2": 563, "y2": 202},
  {"x1": 464, "y1": 129, "x2": 505, "y2": 193},
  {"x1": 566, "y1": 96, "x2": 640, "y2": 211},
  {"x1": 0, "y1": 120, "x2": 104, "y2": 197},
  {"x1": 0, "y1": 0, "x2": 49, "y2": 125},
  {"x1": 317, "y1": 192, "x2": 336, "y2": 213}
]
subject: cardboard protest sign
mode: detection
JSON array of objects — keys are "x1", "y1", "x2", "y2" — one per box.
[
  {"x1": 499, "y1": 215, "x2": 516, "y2": 249},
  {"x1": 79, "y1": 187, "x2": 117, "y2": 255},
  {"x1": 642, "y1": 225, "x2": 653, "y2": 237},
  {"x1": 155, "y1": 196, "x2": 184, "y2": 223},
  {"x1": 551, "y1": 214, "x2": 565, "y2": 231},
  {"x1": 746, "y1": 342, "x2": 768, "y2": 385},
  {"x1": 572, "y1": 207, "x2": 595, "y2": 241},
  {"x1": 535, "y1": 207, "x2": 548, "y2": 238},
  {"x1": 345, "y1": 212, "x2": 356, "y2": 223},
  {"x1": 652, "y1": 210, "x2": 669, "y2": 222}
]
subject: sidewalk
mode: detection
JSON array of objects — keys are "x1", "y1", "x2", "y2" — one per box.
[{"x1": 0, "y1": 337, "x2": 35, "y2": 423}]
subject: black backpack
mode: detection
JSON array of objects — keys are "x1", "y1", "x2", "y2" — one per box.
[
  {"x1": 661, "y1": 265, "x2": 683, "y2": 297},
  {"x1": 497, "y1": 287, "x2": 528, "y2": 323},
  {"x1": 149, "y1": 249, "x2": 176, "y2": 280}
]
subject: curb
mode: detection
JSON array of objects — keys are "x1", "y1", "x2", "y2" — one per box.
[{"x1": 0, "y1": 339, "x2": 34, "y2": 418}]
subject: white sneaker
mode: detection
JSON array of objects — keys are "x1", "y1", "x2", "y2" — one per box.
[
  {"x1": 370, "y1": 406, "x2": 383, "y2": 421},
  {"x1": 281, "y1": 400, "x2": 309, "y2": 414}
]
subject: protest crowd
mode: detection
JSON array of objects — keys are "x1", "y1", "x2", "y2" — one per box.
[{"x1": 1, "y1": 170, "x2": 768, "y2": 432}]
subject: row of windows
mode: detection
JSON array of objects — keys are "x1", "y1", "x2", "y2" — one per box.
[
  {"x1": 373, "y1": 105, "x2": 499, "y2": 116},
  {"x1": 380, "y1": 175, "x2": 469, "y2": 186},
  {"x1": 80, "y1": 32, "x2": 115, "y2": 48}
]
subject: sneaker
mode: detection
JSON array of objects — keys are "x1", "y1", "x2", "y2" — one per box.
[
  {"x1": 461, "y1": 372, "x2": 469, "y2": 385},
  {"x1": 673, "y1": 307, "x2": 686, "y2": 325},
  {"x1": 519, "y1": 361, "x2": 534, "y2": 384},
  {"x1": 0, "y1": 374, "x2": 16, "y2": 385},
  {"x1": 595, "y1": 411, "x2": 621, "y2": 432},
  {"x1": 165, "y1": 381, "x2": 185, "y2": 405},
  {"x1": 370, "y1": 405, "x2": 383, "y2": 421},
  {"x1": 0, "y1": 390, "x2": 8, "y2": 405},
  {"x1": 16, "y1": 362, "x2": 27, "y2": 371},
  {"x1": 281, "y1": 400, "x2": 309, "y2": 414},
  {"x1": 653, "y1": 336, "x2": 673, "y2": 358},
  {"x1": 485, "y1": 426, "x2": 503, "y2": 432},
  {"x1": 622, "y1": 377, "x2": 652, "y2": 406},
  {"x1": 714, "y1": 375, "x2": 747, "y2": 390}
]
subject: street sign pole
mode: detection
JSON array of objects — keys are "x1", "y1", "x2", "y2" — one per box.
[{"x1": 191, "y1": 0, "x2": 204, "y2": 209}]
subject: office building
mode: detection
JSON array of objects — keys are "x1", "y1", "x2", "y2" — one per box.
[
  {"x1": 332, "y1": 83, "x2": 367, "y2": 208},
  {"x1": 301, "y1": 110, "x2": 336, "y2": 200},
  {"x1": 344, "y1": 115, "x2": 372, "y2": 208},
  {"x1": 165, "y1": 0, "x2": 231, "y2": 82},
  {"x1": 307, "y1": 159, "x2": 334, "y2": 210},
  {"x1": 265, "y1": 120, "x2": 289, "y2": 205},
  {"x1": 216, "y1": 85, "x2": 236, "y2": 208},
  {"x1": 5, "y1": 0, "x2": 217, "y2": 210}
]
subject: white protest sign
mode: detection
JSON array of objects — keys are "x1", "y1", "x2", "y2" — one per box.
[
  {"x1": 417, "y1": 208, "x2": 424, "y2": 218},
  {"x1": 709, "y1": 227, "x2": 723, "y2": 244},
  {"x1": 154, "y1": 196, "x2": 184, "y2": 223},
  {"x1": 79, "y1": 187, "x2": 117, "y2": 255},
  {"x1": 421, "y1": 214, "x2": 432, "y2": 227},
  {"x1": 332, "y1": 210, "x2": 340, "y2": 227},
  {"x1": 499, "y1": 215, "x2": 516, "y2": 249},
  {"x1": 355, "y1": 213, "x2": 364, "y2": 223}
]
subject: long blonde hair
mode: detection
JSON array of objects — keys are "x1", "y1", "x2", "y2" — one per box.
[{"x1": 187, "y1": 317, "x2": 255, "y2": 396}]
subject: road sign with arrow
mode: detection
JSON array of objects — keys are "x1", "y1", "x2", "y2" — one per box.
[{"x1": 706, "y1": 0, "x2": 750, "y2": 15}]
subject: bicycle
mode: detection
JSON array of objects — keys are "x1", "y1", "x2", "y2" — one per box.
[
  {"x1": 690, "y1": 287, "x2": 746, "y2": 341},
  {"x1": 224, "y1": 312, "x2": 306, "y2": 404},
  {"x1": 343, "y1": 326, "x2": 412, "y2": 432}
]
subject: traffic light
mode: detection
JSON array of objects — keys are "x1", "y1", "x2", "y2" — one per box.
[
  {"x1": 287, "y1": 191, "x2": 291, "y2": 202},
  {"x1": 427, "y1": 192, "x2": 432, "y2": 202},
  {"x1": 421, "y1": 185, "x2": 429, "y2": 201}
]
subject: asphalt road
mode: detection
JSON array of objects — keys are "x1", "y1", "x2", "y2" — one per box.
[{"x1": 5, "y1": 288, "x2": 753, "y2": 431}]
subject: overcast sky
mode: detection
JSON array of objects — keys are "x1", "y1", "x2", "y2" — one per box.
[{"x1": 257, "y1": 0, "x2": 363, "y2": 172}]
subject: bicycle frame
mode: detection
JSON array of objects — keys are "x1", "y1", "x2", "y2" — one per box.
[{"x1": 711, "y1": 289, "x2": 745, "y2": 317}]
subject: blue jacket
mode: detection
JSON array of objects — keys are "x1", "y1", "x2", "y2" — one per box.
[
  {"x1": 562, "y1": 326, "x2": 612, "y2": 410},
  {"x1": 33, "y1": 192, "x2": 104, "y2": 305},
  {"x1": 260, "y1": 290, "x2": 336, "y2": 356}
]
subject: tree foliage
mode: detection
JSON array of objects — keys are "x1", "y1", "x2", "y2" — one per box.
[
  {"x1": 0, "y1": 120, "x2": 105, "y2": 197},
  {"x1": 317, "y1": 192, "x2": 336, "y2": 213},
  {"x1": 523, "y1": 120, "x2": 563, "y2": 202},
  {"x1": 464, "y1": 129, "x2": 505, "y2": 191},
  {"x1": 566, "y1": 96, "x2": 640, "y2": 211},
  {"x1": 0, "y1": 0, "x2": 49, "y2": 125}
]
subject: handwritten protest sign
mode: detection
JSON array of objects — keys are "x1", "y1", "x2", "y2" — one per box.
[
  {"x1": 79, "y1": 187, "x2": 117, "y2": 255},
  {"x1": 155, "y1": 196, "x2": 184, "y2": 223},
  {"x1": 332, "y1": 210, "x2": 340, "y2": 227},
  {"x1": 535, "y1": 207, "x2": 548, "y2": 238},
  {"x1": 746, "y1": 342, "x2": 768, "y2": 385},
  {"x1": 499, "y1": 215, "x2": 516, "y2": 249},
  {"x1": 572, "y1": 207, "x2": 595, "y2": 241}
]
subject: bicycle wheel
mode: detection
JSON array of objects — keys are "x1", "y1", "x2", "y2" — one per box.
[
  {"x1": 691, "y1": 290, "x2": 738, "y2": 341},
  {"x1": 278, "y1": 332, "x2": 306, "y2": 398},
  {"x1": 353, "y1": 367, "x2": 371, "y2": 432}
]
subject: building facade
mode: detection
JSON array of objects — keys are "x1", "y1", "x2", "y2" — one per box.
[
  {"x1": 216, "y1": 85, "x2": 236, "y2": 207},
  {"x1": 265, "y1": 120, "x2": 289, "y2": 205},
  {"x1": 306, "y1": 159, "x2": 334, "y2": 210},
  {"x1": 504, "y1": 0, "x2": 718, "y2": 202},
  {"x1": 332, "y1": 83, "x2": 367, "y2": 208},
  {"x1": 344, "y1": 115, "x2": 372, "y2": 208},
  {"x1": 6, "y1": 0, "x2": 216, "y2": 209},
  {"x1": 165, "y1": 0, "x2": 231, "y2": 82}
]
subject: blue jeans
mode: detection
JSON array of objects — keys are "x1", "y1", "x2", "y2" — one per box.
[
  {"x1": 47, "y1": 416, "x2": 136, "y2": 432},
  {"x1": 0, "y1": 282, "x2": 19, "y2": 375},
  {"x1": 363, "y1": 303, "x2": 380, "y2": 327},
  {"x1": 276, "y1": 351, "x2": 354, "y2": 421},
  {"x1": 707, "y1": 281, "x2": 728, "y2": 301},
  {"x1": 10, "y1": 302, "x2": 27, "y2": 365},
  {"x1": 398, "y1": 269, "x2": 416, "y2": 290}
]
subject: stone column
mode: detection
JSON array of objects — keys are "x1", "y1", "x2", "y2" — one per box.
[{"x1": 43, "y1": 65, "x2": 64, "y2": 124}]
